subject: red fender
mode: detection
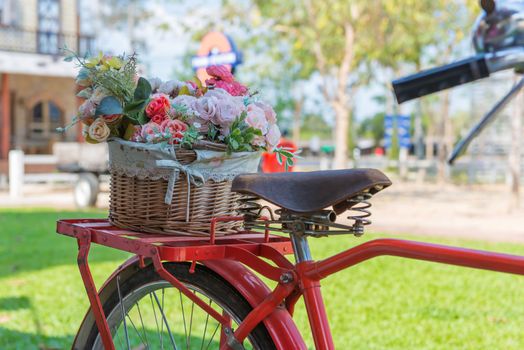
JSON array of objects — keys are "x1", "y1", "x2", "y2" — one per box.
[
  {"x1": 204, "y1": 259, "x2": 307, "y2": 350},
  {"x1": 73, "y1": 256, "x2": 307, "y2": 349}
]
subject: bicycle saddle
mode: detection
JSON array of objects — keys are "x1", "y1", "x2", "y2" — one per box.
[{"x1": 232, "y1": 168, "x2": 391, "y2": 214}]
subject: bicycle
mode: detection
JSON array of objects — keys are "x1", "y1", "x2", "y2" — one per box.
[{"x1": 57, "y1": 1, "x2": 524, "y2": 349}]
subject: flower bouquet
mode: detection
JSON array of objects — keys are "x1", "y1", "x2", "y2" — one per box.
[{"x1": 66, "y1": 51, "x2": 293, "y2": 235}]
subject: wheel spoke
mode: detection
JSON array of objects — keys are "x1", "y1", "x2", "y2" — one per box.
[
  {"x1": 126, "y1": 312, "x2": 148, "y2": 346},
  {"x1": 136, "y1": 300, "x2": 150, "y2": 348},
  {"x1": 199, "y1": 300, "x2": 212, "y2": 350},
  {"x1": 117, "y1": 275, "x2": 131, "y2": 350},
  {"x1": 153, "y1": 290, "x2": 178, "y2": 350},
  {"x1": 179, "y1": 291, "x2": 188, "y2": 346},
  {"x1": 160, "y1": 288, "x2": 165, "y2": 348},
  {"x1": 187, "y1": 292, "x2": 196, "y2": 350},
  {"x1": 204, "y1": 323, "x2": 221, "y2": 350},
  {"x1": 149, "y1": 293, "x2": 164, "y2": 349}
]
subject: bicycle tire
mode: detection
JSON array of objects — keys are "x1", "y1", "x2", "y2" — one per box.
[{"x1": 80, "y1": 262, "x2": 277, "y2": 349}]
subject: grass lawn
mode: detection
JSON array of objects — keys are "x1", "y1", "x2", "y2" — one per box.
[{"x1": 1, "y1": 208, "x2": 524, "y2": 349}]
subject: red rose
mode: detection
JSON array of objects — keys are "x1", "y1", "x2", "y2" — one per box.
[
  {"x1": 146, "y1": 94, "x2": 170, "y2": 119},
  {"x1": 151, "y1": 114, "x2": 167, "y2": 124}
]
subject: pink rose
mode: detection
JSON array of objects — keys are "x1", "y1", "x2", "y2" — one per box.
[
  {"x1": 161, "y1": 119, "x2": 188, "y2": 144},
  {"x1": 194, "y1": 96, "x2": 218, "y2": 121},
  {"x1": 131, "y1": 125, "x2": 143, "y2": 142},
  {"x1": 146, "y1": 94, "x2": 170, "y2": 119},
  {"x1": 140, "y1": 122, "x2": 164, "y2": 143},
  {"x1": 265, "y1": 124, "x2": 281, "y2": 150},
  {"x1": 208, "y1": 79, "x2": 248, "y2": 96},
  {"x1": 78, "y1": 99, "x2": 96, "y2": 121},
  {"x1": 206, "y1": 65, "x2": 235, "y2": 83},
  {"x1": 254, "y1": 101, "x2": 277, "y2": 124},
  {"x1": 246, "y1": 104, "x2": 269, "y2": 134},
  {"x1": 213, "y1": 96, "x2": 245, "y2": 127}
]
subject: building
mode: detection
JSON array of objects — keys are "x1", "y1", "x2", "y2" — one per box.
[{"x1": 0, "y1": 0, "x2": 96, "y2": 175}]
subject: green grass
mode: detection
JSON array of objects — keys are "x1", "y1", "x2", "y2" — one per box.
[{"x1": 1, "y1": 209, "x2": 524, "y2": 349}]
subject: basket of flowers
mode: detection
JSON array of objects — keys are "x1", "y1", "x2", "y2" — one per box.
[{"x1": 64, "y1": 51, "x2": 293, "y2": 236}]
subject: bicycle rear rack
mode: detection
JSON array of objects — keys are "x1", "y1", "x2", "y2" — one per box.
[{"x1": 57, "y1": 217, "x2": 295, "y2": 350}]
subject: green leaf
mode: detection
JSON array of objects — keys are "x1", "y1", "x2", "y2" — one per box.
[
  {"x1": 77, "y1": 68, "x2": 90, "y2": 80},
  {"x1": 95, "y1": 96, "x2": 123, "y2": 116},
  {"x1": 123, "y1": 122, "x2": 136, "y2": 140},
  {"x1": 124, "y1": 99, "x2": 147, "y2": 113},
  {"x1": 137, "y1": 109, "x2": 149, "y2": 125},
  {"x1": 76, "y1": 88, "x2": 92, "y2": 99},
  {"x1": 64, "y1": 55, "x2": 74, "y2": 62},
  {"x1": 230, "y1": 139, "x2": 239, "y2": 150},
  {"x1": 134, "y1": 77, "x2": 152, "y2": 101}
]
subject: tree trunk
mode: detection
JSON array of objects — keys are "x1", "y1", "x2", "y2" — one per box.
[
  {"x1": 509, "y1": 75, "x2": 522, "y2": 210},
  {"x1": 437, "y1": 90, "x2": 450, "y2": 184},
  {"x1": 333, "y1": 102, "x2": 349, "y2": 169}
]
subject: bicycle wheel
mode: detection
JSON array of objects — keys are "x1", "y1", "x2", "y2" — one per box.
[{"x1": 82, "y1": 262, "x2": 276, "y2": 349}]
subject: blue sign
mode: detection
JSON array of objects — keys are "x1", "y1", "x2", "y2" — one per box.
[{"x1": 384, "y1": 115, "x2": 411, "y2": 149}]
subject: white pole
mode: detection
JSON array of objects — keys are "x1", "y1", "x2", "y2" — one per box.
[{"x1": 9, "y1": 150, "x2": 24, "y2": 198}]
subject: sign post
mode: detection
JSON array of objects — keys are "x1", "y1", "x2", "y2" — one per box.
[{"x1": 191, "y1": 32, "x2": 242, "y2": 84}]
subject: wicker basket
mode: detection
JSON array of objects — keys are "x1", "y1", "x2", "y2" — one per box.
[{"x1": 107, "y1": 139, "x2": 260, "y2": 236}]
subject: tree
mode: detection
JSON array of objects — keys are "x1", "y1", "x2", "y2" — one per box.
[{"x1": 253, "y1": 0, "x2": 387, "y2": 168}]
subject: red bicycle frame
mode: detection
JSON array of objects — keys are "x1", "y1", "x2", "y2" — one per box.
[{"x1": 57, "y1": 217, "x2": 524, "y2": 350}]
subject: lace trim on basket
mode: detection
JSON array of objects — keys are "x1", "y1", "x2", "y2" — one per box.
[{"x1": 109, "y1": 165, "x2": 241, "y2": 182}]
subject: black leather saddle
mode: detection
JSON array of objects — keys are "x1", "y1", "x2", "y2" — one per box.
[{"x1": 232, "y1": 169, "x2": 392, "y2": 214}]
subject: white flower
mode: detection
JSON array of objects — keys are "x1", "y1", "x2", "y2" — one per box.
[
  {"x1": 194, "y1": 96, "x2": 218, "y2": 121},
  {"x1": 204, "y1": 88, "x2": 230, "y2": 99},
  {"x1": 213, "y1": 95, "x2": 245, "y2": 128},
  {"x1": 159, "y1": 80, "x2": 184, "y2": 96},
  {"x1": 148, "y1": 77, "x2": 163, "y2": 92},
  {"x1": 88, "y1": 118, "x2": 111, "y2": 142}
]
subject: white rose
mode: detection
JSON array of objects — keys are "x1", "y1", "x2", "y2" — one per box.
[
  {"x1": 159, "y1": 80, "x2": 184, "y2": 96},
  {"x1": 194, "y1": 96, "x2": 218, "y2": 121},
  {"x1": 148, "y1": 77, "x2": 163, "y2": 92},
  {"x1": 88, "y1": 118, "x2": 111, "y2": 142}
]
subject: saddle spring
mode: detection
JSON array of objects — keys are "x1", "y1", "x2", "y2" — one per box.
[
  {"x1": 237, "y1": 195, "x2": 275, "y2": 227},
  {"x1": 346, "y1": 192, "x2": 373, "y2": 236}
]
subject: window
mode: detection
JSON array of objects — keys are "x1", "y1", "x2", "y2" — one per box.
[
  {"x1": 37, "y1": 0, "x2": 61, "y2": 54},
  {"x1": 29, "y1": 101, "x2": 63, "y2": 140},
  {"x1": 0, "y1": 0, "x2": 14, "y2": 27}
]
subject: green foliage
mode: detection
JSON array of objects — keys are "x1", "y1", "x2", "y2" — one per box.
[
  {"x1": 274, "y1": 147, "x2": 298, "y2": 171},
  {"x1": 123, "y1": 77, "x2": 153, "y2": 125},
  {"x1": 133, "y1": 77, "x2": 152, "y2": 101},
  {"x1": 225, "y1": 113, "x2": 263, "y2": 153},
  {"x1": 95, "y1": 96, "x2": 123, "y2": 116},
  {"x1": 180, "y1": 125, "x2": 201, "y2": 149},
  {"x1": 358, "y1": 112, "x2": 386, "y2": 147}
]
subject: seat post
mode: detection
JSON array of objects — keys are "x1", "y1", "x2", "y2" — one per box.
[{"x1": 290, "y1": 233, "x2": 313, "y2": 262}]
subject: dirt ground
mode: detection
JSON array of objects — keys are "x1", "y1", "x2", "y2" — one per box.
[
  {"x1": 369, "y1": 181, "x2": 524, "y2": 243},
  {"x1": 1, "y1": 181, "x2": 524, "y2": 243}
]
